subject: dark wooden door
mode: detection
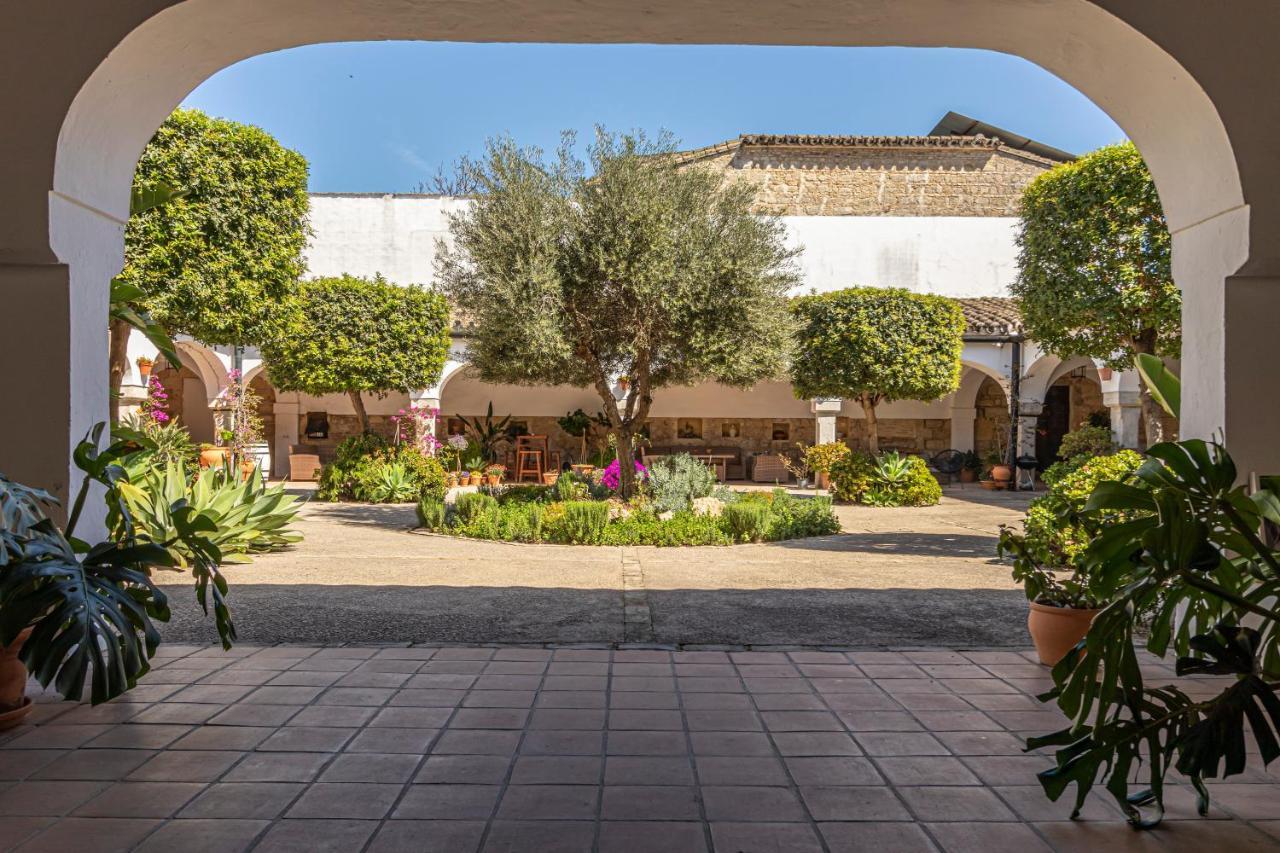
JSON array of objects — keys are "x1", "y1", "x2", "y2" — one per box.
[{"x1": 1035, "y1": 385, "x2": 1071, "y2": 468}]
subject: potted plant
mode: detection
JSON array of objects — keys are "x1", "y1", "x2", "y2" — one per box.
[
  {"x1": 135, "y1": 355, "x2": 154, "y2": 383},
  {"x1": 485, "y1": 463, "x2": 505, "y2": 487},
  {"x1": 998, "y1": 521, "x2": 1105, "y2": 666},
  {"x1": 804, "y1": 442, "x2": 851, "y2": 491},
  {"x1": 199, "y1": 442, "x2": 231, "y2": 469},
  {"x1": 779, "y1": 451, "x2": 811, "y2": 488},
  {"x1": 617, "y1": 375, "x2": 629, "y2": 393},
  {"x1": 1, "y1": 424, "x2": 237, "y2": 726},
  {"x1": 958, "y1": 450, "x2": 981, "y2": 483}
]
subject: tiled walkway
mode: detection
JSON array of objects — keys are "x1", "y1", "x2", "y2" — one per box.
[{"x1": 2, "y1": 644, "x2": 1277, "y2": 852}]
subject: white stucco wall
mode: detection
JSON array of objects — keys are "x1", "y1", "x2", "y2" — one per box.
[{"x1": 304, "y1": 195, "x2": 1016, "y2": 299}]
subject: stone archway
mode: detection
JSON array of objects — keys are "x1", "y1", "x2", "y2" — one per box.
[{"x1": 4, "y1": 0, "x2": 1280, "y2": 513}]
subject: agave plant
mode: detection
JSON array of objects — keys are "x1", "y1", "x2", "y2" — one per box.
[
  {"x1": 115, "y1": 461, "x2": 302, "y2": 564},
  {"x1": 872, "y1": 451, "x2": 913, "y2": 486},
  {"x1": 366, "y1": 461, "x2": 417, "y2": 503},
  {"x1": 0, "y1": 424, "x2": 235, "y2": 704}
]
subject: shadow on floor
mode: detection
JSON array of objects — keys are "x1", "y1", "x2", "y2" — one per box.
[
  {"x1": 302, "y1": 502, "x2": 419, "y2": 528},
  {"x1": 769, "y1": 532, "x2": 1002, "y2": 559},
  {"x1": 154, "y1": 583, "x2": 1029, "y2": 648}
]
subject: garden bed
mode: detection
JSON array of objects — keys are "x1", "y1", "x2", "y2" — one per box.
[{"x1": 415, "y1": 481, "x2": 841, "y2": 547}]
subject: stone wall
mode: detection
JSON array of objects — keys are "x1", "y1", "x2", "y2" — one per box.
[
  {"x1": 1060, "y1": 376, "x2": 1106, "y2": 430},
  {"x1": 694, "y1": 145, "x2": 1054, "y2": 217},
  {"x1": 833, "y1": 417, "x2": 950, "y2": 454},
  {"x1": 974, "y1": 377, "x2": 1011, "y2": 457},
  {"x1": 297, "y1": 414, "x2": 397, "y2": 463}
]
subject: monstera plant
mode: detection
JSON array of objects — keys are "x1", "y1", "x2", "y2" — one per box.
[
  {"x1": 1029, "y1": 354, "x2": 1280, "y2": 826},
  {"x1": 0, "y1": 424, "x2": 237, "y2": 714}
]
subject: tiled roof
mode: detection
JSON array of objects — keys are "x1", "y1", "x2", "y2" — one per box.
[
  {"x1": 956, "y1": 297, "x2": 1023, "y2": 337},
  {"x1": 670, "y1": 133, "x2": 1010, "y2": 166}
]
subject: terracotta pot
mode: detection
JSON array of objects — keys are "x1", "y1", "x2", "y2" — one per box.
[
  {"x1": 137, "y1": 363, "x2": 153, "y2": 382},
  {"x1": 959, "y1": 469, "x2": 978, "y2": 483},
  {"x1": 980, "y1": 479, "x2": 999, "y2": 490},
  {"x1": 0, "y1": 628, "x2": 34, "y2": 731},
  {"x1": 447, "y1": 476, "x2": 459, "y2": 489},
  {"x1": 1028, "y1": 601, "x2": 1102, "y2": 666},
  {"x1": 239, "y1": 459, "x2": 258, "y2": 481},
  {"x1": 991, "y1": 464, "x2": 1013, "y2": 482},
  {"x1": 199, "y1": 447, "x2": 231, "y2": 469},
  {"x1": 487, "y1": 475, "x2": 500, "y2": 487},
  {"x1": 815, "y1": 471, "x2": 830, "y2": 490},
  {"x1": 543, "y1": 471, "x2": 560, "y2": 486}
]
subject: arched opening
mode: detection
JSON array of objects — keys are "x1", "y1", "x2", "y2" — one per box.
[
  {"x1": 1036, "y1": 362, "x2": 1106, "y2": 466},
  {"x1": 151, "y1": 355, "x2": 218, "y2": 445}
]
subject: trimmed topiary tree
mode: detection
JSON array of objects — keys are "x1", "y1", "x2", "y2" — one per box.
[
  {"x1": 436, "y1": 129, "x2": 798, "y2": 497},
  {"x1": 790, "y1": 287, "x2": 965, "y2": 453},
  {"x1": 1014, "y1": 142, "x2": 1177, "y2": 442},
  {"x1": 262, "y1": 274, "x2": 451, "y2": 432},
  {"x1": 116, "y1": 108, "x2": 310, "y2": 416}
]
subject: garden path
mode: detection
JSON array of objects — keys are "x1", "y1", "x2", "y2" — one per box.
[{"x1": 156, "y1": 487, "x2": 1036, "y2": 649}]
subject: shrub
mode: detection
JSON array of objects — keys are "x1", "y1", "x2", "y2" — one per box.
[
  {"x1": 318, "y1": 433, "x2": 389, "y2": 501},
  {"x1": 362, "y1": 461, "x2": 417, "y2": 503},
  {"x1": 554, "y1": 472, "x2": 591, "y2": 502},
  {"x1": 646, "y1": 453, "x2": 717, "y2": 513},
  {"x1": 320, "y1": 434, "x2": 448, "y2": 504},
  {"x1": 455, "y1": 492, "x2": 499, "y2": 525},
  {"x1": 497, "y1": 484, "x2": 550, "y2": 505},
  {"x1": 804, "y1": 442, "x2": 851, "y2": 474},
  {"x1": 1057, "y1": 424, "x2": 1115, "y2": 462},
  {"x1": 723, "y1": 503, "x2": 769, "y2": 543},
  {"x1": 830, "y1": 452, "x2": 940, "y2": 507},
  {"x1": 1008, "y1": 450, "x2": 1145, "y2": 570},
  {"x1": 552, "y1": 501, "x2": 610, "y2": 544},
  {"x1": 601, "y1": 510, "x2": 730, "y2": 546},
  {"x1": 416, "y1": 499, "x2": 445, "y2": 530},
  {"x1": 765, "y1": 492, "x2": 841, "y2": 540}
]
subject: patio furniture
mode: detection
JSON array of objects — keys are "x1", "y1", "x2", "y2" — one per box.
[
  {"x1": 750, "y1": 454, "x2": 790, "y2": 484},
  {"x1": 288, "y1": 444, "x2": 322, "y2": 481},
  {"x1": 641, "y1": 445, "x2": 745, "y2": 480},
  {"x1": 515, "y1": 435, "x2": 554, "y2": 482},
  {"x1": 931, "y1": 449, "x2": 964, "y2": 486}
]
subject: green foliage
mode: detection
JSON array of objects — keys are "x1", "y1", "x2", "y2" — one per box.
[
  {"x1": 496, "y1": 485, "x2": 551, "y2": 505},
  {"x1": 262, "y1": 273, "x2": 451, "y2": 406},
  {"x1": 602, "y1": 510, "x2": 731, "y2": 546},
  {"x1": 1056, "y1": 425, "x2": 1115, "y2": 462},
  {"x1": 646, "y1": 453, "x2": 717, "y2": 513},
  {"x1": 789, "y1": 288, "x2": 964, "y2": 452},
  {"x1": 998, "y1": 450, "x2": 1145, "y2": 598},
  {"x1": 0, "y1": 424, "x2": 238, "y2": 704},
  {"x1": 1015, "y1": 142, "x2": 1177, "y2": 370},
  {"x1": 318, "y1": 435, "x2": 447, "y2": 504},
  {"x1": 830, "y1": 453, "x2": 941, "y2": 507},
  {"x1": 551, "y1": 501, "x2": 610, "y2": 544},
  {"x1": 455, "y1": 492, "x2": 499, "y2": 525},
  {"x1": 1137, "y1": 352, "x2": 1181, "y2": 418},
  {"x1": 1023, "y1": 439, "x2": 1280, "y2": 827},
  {"x1": 437, "y1": 128, "x2": 799, "y2": 496},
  {"x1": 555, "y1": 472, "x2": 591, "y2": 502},
  {"x1": 118, "y1": 463, "x2": 303, "y2": 565},
  {"x1": 457, "y1": 402, "x2": 512, "y2": 462},
  {"x1": 764, "y1": 492, "x2": 842, "y2": 540},
  {"x1": 803, "y1": 442, "x2": 851, "y2": 474},
  {"x1": 416, "y1": 499, "x2": 446, "y2": 531},
  {"x1": 122, "y1": 108, "x2": 310, "y2": 346},
  {"x1": 723, "y1": 502, "x2": 769, "y2": 543}
]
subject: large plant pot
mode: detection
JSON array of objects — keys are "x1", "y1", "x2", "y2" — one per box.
[
  {"x1": 1028, "y1": 601, "x2": 1102, "y2": 666},
  {"x1": 959, "y1": 469, "x2": 978, "y2": 484},
  {"x1": 815, "y1": 471, "x2": 830, "y2": 490},
  {"x1": 991, "y1": 464, "x2": 1013, "y2": 483},
  {"x1": 200, "y1": 447, "x2": 231, "y2": 469},
  {"x1": 0, "y1": 628, "x2": 34, "y2": 731},
  {"x1": 486, "y1": 475, "x2": 500, "y2": 487},
  {"x1": 239, "y1": 459, "x2": 258, "y2": 481},
  {"x1": 543, "y1": 471, "x2": 560, "y2": 486}
]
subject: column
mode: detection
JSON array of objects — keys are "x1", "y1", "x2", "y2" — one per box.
[
  {"x1": 948, "y1": 407, "x2": 976, "y2": 452},
  {"x1": 810, "y1": 398, "x2": 842, "y2": 445},
  {"x1": 1104, "y1": 390, "x2": 1142, "y2": 449},
  {"x1": 273, "y1": 398, "x2": 300, "y2": 479},
  {"x1": 1016, "y1": 401, "x2": 1043, "y2": 461},
  {"x1": 409, "y1": 389, "x2": 441, "y2": 449}
]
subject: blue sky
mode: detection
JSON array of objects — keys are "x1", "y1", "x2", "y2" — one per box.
[{"x1": 183, "y1": 42, "x2": 1125, "y2": 193}]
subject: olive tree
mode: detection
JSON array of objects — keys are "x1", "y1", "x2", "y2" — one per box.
[
  {"x1": 261, "y1": 275, "x2": 452, "y2": 432},
  {"x1": 1014, "y1": 142, "x2": 1177, "y2": 442},
  {"x1": 114, "y1": 108, "x2": 309, "y2": 418},
  {"x1": 436, "y1": 129, "x2": 799, "y2": 496},
  {"x1": 790, "y1": 287, "x2": 965, "y2": 454}
]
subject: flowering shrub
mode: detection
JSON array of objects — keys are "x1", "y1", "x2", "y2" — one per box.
[
  {"x1": 391, "y1": 402, "x2": 442, "y2": 457},
  {"x1": 601, "y1": 458, "x2": 648, "y2": 492},
  {"x1": 140, "y1": 376, "x2": 171, "y2": 425},
  {"x1": 213, "y1": 370, "x2": 264, "y2": 458}
]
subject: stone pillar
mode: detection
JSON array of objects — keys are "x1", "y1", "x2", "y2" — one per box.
[
  {"x1": 948, "y1": 407, "x2": 976, "y2": 452},
  {"x1": 1016, "y1": 401, "x2": 1043, "y2": 461},
  {"x1": 409, "y1": 390, "x2": 441, "y2": 451},
  {"x1": 811, "y1": 398, "x2": 842, "y2": 445},
  {"x1": 273, "y1": 398, "x2": 300, "y2": 479},
  {"x1": 1104, "y1": 390, "x2": 1142, "y2": 449}
]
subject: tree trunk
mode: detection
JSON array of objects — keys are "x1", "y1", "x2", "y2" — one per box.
[
  {"x1": 348, "y1": 390, "x2": 370, "y2": 433},
  {"x1": 1139, "y1": 387, "x2": 1167, "y2": 447},
  {"x1": 859, "y1": 395, "x2": 880, "y2": 455},
  {"x1": 108, "y1": 317, "x2": 131, "y2": 423},
  {"x1": 615, "y1": 427, "x2": 639, "y2": 498}
]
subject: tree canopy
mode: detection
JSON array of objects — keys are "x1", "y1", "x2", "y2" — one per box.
[
  {"x1": 121, "y1": 108, "x2": 311, "y2": 347},
  {"x1": 790, "y1": 287, "x2": 965, "y2": 453},
  {"x1": 436, "y1": 129, "x2": 799, "y2": 494},
  {"x1": 261, "y1": 274, "x2": 452, "y2": 431},
  {"x1": 1014, "y1": 141, "x2": 1176, "y2": 439}
]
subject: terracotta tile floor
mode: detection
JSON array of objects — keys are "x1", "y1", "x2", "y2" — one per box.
[{"x1": 1, "y1": 644, "x2": 1277, "y2": 852}]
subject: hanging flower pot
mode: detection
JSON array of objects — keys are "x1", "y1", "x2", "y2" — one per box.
[{"x1": 136, "y1": 356, "x2": 154, "y2": 383}]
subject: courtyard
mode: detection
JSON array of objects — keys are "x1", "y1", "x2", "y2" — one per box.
[{"x1": 155, "y1": 487, "x2": 1034, "y2": 649}]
